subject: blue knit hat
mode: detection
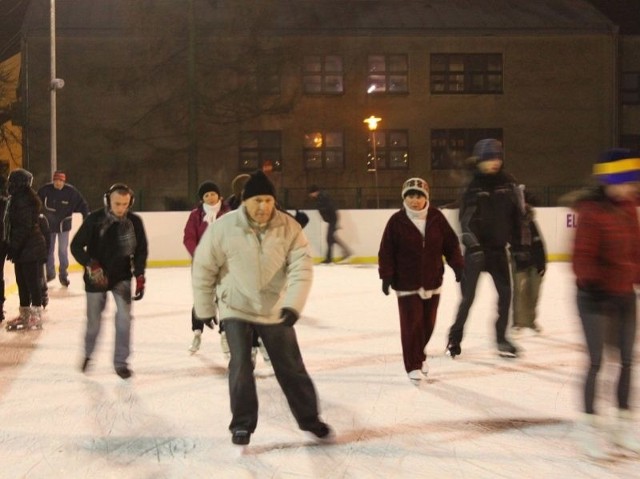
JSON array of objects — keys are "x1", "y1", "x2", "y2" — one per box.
[
  {"x1": 593, "y1": 148, "x2": 640, "y2": 185},
  {"x1": 473, "y1": 139, "x2": 503, "y2": 162}
]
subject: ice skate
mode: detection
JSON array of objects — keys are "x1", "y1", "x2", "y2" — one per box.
[
  {"x1": 610, "y1": 409, "x2": 640, "y2": 455},
  {"x1": 446, "y1": 340, "x2": 461, "y2": 358},
  {"x1": 575, "y1": 413, "x2": 610, "y2": 461},
  {"x1": 189, "y1": 330, "x2": 202, "y2": 353},
  {"x1": 5, "y1": 307, "x2": 31, "y2": 332},
  {"x1": 407, "y1": 369, "x2": 423, "y2": 382},
  {"x1": 231, "y1": 429, "x2": 251, "y2": 446},
  {"x1": 497, "y1": 339, "x2": 518, "y2": 358},
  {"x1": 28, "y1": 306, "x2": 44, "y2": 330},
  {"x1": 421, "y1": 359, "x2": 429, "y2": 377},
  {"x1": 303, "y1": 421, "x2": 335, "y2": 444}
]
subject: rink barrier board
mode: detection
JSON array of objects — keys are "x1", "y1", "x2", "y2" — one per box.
[{"x1": 3, "y1": 208, "x2": 580, "y2": 293}]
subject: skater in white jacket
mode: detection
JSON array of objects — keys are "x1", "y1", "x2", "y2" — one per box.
[{"x1": 191, "y1": 170, "x2": 332, "y2": 446}]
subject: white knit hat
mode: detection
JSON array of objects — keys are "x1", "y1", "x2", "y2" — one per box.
[{"x1": 401, "y1": 177, "x2": 429, "y2": 199}]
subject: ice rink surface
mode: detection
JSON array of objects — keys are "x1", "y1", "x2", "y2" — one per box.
[{"x1": 0, "y1": 262, "x2": 638, "y2": 478}]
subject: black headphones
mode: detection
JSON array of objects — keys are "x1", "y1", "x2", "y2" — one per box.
[{"x1": 103, "y1": 183, "x2": 135, "y2": 209}]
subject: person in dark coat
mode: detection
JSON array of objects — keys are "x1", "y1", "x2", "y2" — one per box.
[
  {"x1": 183, "y1": 180, "x2": 230, "y2": 353},
  {"x1": 378, "y1": 178, "x2": 464, "y2": 382},
  {"x1": 571, "y1": 148, "x2": 640, "y2": 459},
  {"x1": 70, "y1": 183, "x2": 148, "y2": 379},
  {"x1": 308, "y1": 185, "x2": 352, "y2": 264},
  {"x1": 447, "y1": 139, "x2": 527, "y2": 358},
  {"x1": 37, "y1": 170, "x2": 89, "y2": 287},
  {"x1": 3, "y1": 169, "x2": 48, "y2": 331}
]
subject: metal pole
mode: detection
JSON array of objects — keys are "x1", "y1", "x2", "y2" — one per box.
[
  {"x1": 50, "y1": 0, "x2": 57, "y2": 175},
  {"x1": 372, "y1": 130, "x2": 379, "y2": 208}
]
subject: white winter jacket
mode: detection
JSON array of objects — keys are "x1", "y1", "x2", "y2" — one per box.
[{"x1": 191, "y1": 206, "x2": 313, "y2": 325}]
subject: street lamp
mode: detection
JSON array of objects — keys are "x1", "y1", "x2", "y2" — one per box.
[
  {"x1": 50, "y1": 0, "x2": 63, "y2": 176},
  {"x1": 364, "y1": 115, "x2": 381, "y2": 208}
]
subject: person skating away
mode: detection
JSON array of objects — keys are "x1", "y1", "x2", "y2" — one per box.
[
  {"x1": 192, "y1": 170, "x2": 333, "y2": 446},
  {"x1": 510, "y1": 188, "x2": 546, "y2": 336},
  {"x1": 37, "y1": 170, "x2": 89, "y2": 287},
  {"x1": 447, "y1": 139, "x2": 527, "y2": 358},
  {"x1": 571, "y1": 148, "x2": 640, "y2": 459},
  {"x1": 183, "y1": 181, "x2": 230, "y2": 353},
  {"x1": 70, "y1": 183, "x2": 148, "y2": 379},
  {"x1": 378, "y1": 178, "x2": 464, "y2": 383},
  {"x1": 308, "y1": 185, "x2": 352, "y2": 264},
  {"x1": 3, "y1": 169, "x2": 48, "y2": 331}
]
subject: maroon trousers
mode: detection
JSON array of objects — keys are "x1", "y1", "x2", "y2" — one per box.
[{"x1": 397, "y1": 294, "x2": 440, "y2": 373}]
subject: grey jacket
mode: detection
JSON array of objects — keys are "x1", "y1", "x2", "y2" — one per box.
[{"x1": 192, "y1": 206, "x2": 313, "y2": 325}]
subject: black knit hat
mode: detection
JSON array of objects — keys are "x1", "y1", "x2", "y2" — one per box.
[
  {"x1": 242, "y1": 170, "x2": 276, "y2": 200},
  {"x1": 197, "y1": 181, "x2": 220, "y2": 200}
]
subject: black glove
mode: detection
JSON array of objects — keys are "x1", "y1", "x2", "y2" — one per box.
[
  {"x1": 537, "y1": 268, "x2": 546, "y2": 277},
  {"x1": 133, "y1": 274, "x2": 145, "y2": 301},
  {"x1": 382, "y1": 279, "x2": 392, "y2": 296},
  {"x1": 280, "y1": 308, "x2": 299, "y2": 327},
  {"x1": 453, "y1": 267, "x2": 464, "y2": 283}
]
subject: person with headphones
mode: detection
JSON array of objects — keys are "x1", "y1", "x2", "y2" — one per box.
[{"x1": 70, "y1": 183, "x2": 148, "y2": 379}]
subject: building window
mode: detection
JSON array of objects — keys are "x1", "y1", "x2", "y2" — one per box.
[
  {"x1": 303, "y1": 55, "x2": 344, "y2": 94},
  {"x1": 256, "y1": 62, "x2": 281, "y2": 94},
  {"x1": 622, "y1": 72, "x2": 640, "y2": 104},
  {"x1": 239, "y1": 131, "x2": 282, "y2": 171},
  {"x1": 367, "y1": 54, "x2": 409, "y2": 93},
  {"x1": 304, "y1": 131, "x2": 344, "y2": 169},
  {"x1": 431, "y1": 54, "x2": 503, "y2": 94},
  {"x1": 367, "y1": 130, "x2": 409, "y2": 170},
  {"x1": 431, "y1": 128, "x2": 503, "y2": 170}
]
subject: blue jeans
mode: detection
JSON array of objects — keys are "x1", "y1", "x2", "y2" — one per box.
[
  {"x1": 224, "y1": 319, "x2": 320, "y2": 433},
  {"x1": 84, "y1": 280, "x2": 132, "y2": 369},
  {"x1": 47, "y1": 231, "x2": 70, "y2": 280}
]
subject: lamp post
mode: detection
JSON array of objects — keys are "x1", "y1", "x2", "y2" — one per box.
[
  {"x1": 364, "y1": 115, "x2": 381, "y2": 208},
  {"x1": 50, "y1": 0, "x2": 64, "y2": 176}
]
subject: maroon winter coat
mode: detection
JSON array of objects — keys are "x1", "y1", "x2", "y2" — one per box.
[
  {"x1": 573, "y1": 192, "x2": 640, "y2": 295},
  {"x1": 378, "y1": 207, "x2": 464, "y2": 291},
  {"x1": 183, "y1": 202, "x2": 231, "y2": 257}
]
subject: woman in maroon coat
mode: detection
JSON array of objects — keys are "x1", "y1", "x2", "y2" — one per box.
[
  {"x1": 572, "y1": 148, "x2": 640, "y2": 459},
  {"x1": 378, "y1": 178, "x2": 464, "y2": 383},
  {"x1": 183, "y1": 181, "x2": 230, "y2": 352}
]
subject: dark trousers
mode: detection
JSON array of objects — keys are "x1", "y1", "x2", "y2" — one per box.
[
  {"x1": 224, "y1": 319, "x2": 320, "y2": 433},
  {"x1": 397, "y1": 294, "x2": 440, "y2": 372},
  {"x1": 15, "y1": 261, "x2": 43, "y2": 307},
  {"x1": 449, "y1": 248, "x2": 511, "y2": 344},
  {"x1": 577, "y1": 290, "x2": 636, "y2": 414},
  {"x1": 325, "y1": 222, "x2": 351, "y2": 262}
]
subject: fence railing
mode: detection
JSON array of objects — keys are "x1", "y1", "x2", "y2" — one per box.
[{"x1": 280, "y1": 185, "x2": 587, "y2": 210}]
